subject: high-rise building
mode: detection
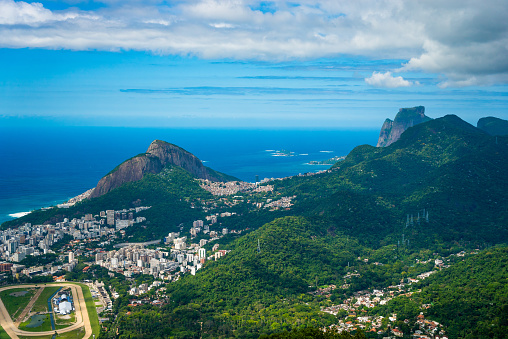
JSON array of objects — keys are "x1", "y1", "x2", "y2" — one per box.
[
  {"x1": 95, "y1": 252, "x2": 105, "y2": 263},
  {"x1": 69, "y1": 252, "x2": 74, "y2": 263},
  {"x1": 174, "y1": 237, "x2": 187, "y2": 250},
  {"x1": 193, "y1": 220, "x2": 204, "y2": 228},
  {"x1": 7, "y1": 240, "x2": 18, "y2": 254},
  {"x1": 106, "y1": 210, "x2": 115, "y2": 226}
]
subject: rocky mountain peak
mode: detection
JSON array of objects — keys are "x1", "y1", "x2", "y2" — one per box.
[
  {"x1": 89, "y1": 140, "x2": 233, "y2": 199},
  {"x1": 376, "y1": 106, "x2": 432, "y2": 147}
]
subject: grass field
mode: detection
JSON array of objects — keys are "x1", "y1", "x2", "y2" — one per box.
[
  {"x1": 55, "y1": 327, "x2": 86, "y2": 339},
  {"x1": 19, "y1": 313, "x2": 53, "y2": 332},
  {"x1": 0, "y1": 325, "x2": 11, "y2": 339},
  {"x1": 55, "y1": 312, "x2": 76, "y2": 330},
  {"x1": 0, "y1": 288, "x2": 37, "y2": 320},
  {"x1": 19, "y1": 335, "x2": 53, "y2": 339},
  {"x1": 32, "y1": 286, "x2": 61, "y2": 313}
]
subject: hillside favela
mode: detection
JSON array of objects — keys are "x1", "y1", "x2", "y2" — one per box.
[{"x1": 1, "y1": 1, "x2": 507, "y2": 339}]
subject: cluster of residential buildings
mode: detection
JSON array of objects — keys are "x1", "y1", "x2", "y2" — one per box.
[
  {"x1": 0, "y1": 222, "x2": 65, "y2": 264},
  {"x1": 263, "y1": 195, "x2": 296, "y2": 210},
  {"x1": 96, "y1": 227, "x2": 230, "y2": 284},
  {"x1": 88, "y1": 280, "x2": 113, "y2": 311},
  {"x1": 56, "y1": 188, "x2": 94, "y2": 208},
  {"x1": 0, "y1": 206, "x2": 151, "y2": 278},
  {"x1": 259, "y1": 168, "x2": 330, "y2": 184},
  {"x1": 324, "y1": 274, "x2": 446, "y2": 338},
  {"x1": 198, "y1": 179, "x2": 273, "y2": 196},
  {"x1": 322, "y1": 251, "x2": 480, "y2": 338}
]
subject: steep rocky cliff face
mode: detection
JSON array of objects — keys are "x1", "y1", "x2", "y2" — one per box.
[
  {"x1": 477, "y1": 116, "x2": 508, "y2": 136},
  {"x1": 376, "y1": 106, "x2": 432, "y2": 147},
  {"x1": 90, "y1": 140, "x2": 233, "y2": 198}
]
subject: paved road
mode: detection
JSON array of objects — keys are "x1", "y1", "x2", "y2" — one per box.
[{"x1": 0, "y1": 283, "x2": 93, "y2": 339}]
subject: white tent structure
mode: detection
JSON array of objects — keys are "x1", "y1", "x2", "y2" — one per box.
[{"x1": 59, "y1": 300, "x2": 72, "y2": 315}]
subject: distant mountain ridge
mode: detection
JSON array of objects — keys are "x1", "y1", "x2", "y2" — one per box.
[
  {"x1": 377, "y1": 106, "x2": 432, "y2": 147},
  {"x1": 90, "y1": 139, "x2": 235, "y2": 198},
  {"x1": 477, "y1": 116, "x2": 508, "y2": 136}
]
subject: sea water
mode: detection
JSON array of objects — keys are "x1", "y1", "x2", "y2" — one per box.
[{"x1": 0, "y1": 126, "x2": 378, "y2": 224}]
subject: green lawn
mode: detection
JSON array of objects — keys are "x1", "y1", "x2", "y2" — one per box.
[
  {"x1": 0, "y1": 325, "x2": 11, "y2": 339},
  {"x1": 55, "y1": 327, "x2": 86, "y2": 339},
  {"x1": 55, "y1": 312, "x2": 76, "y2": 330},
  {"x1": 19, "y1": 335, "x2": 53, "y2": 339},
  {"x1": 19, "y1": 313, "x2": 53, "y2": 332},
  {"x1": 0, "y1": 288, "x2": 37, "y2": 320},
  {"x1": 32, "y1": 286, "x2": 61, "y2": 313}
]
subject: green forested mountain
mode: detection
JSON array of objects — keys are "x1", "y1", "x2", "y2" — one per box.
[
  {"x1": 4, "y1": 113, "x2": 508, "y2": 338},
  {"x1": 276, "y1": 115, "x2": 508, "y2": 247},
  {"x1": 370, "y1": 246, "x2": 508, "y2": 339},
  {"x1": 106, "y1": 217, "x2": 357, "y2": 338},
  {"x1": 423, "y1": 246, "x2": 508, "y2": 338},
  {"x1": 477, "y1": 116, "x2": 508, "y2": 136}
]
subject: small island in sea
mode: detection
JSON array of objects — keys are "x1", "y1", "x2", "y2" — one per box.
[{"x1": 270, "y1": 149, "x2": 296, "y2": 157}]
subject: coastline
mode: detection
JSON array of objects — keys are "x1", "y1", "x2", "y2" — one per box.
[
  {"x1": 1, "y1": 188, "x2": 94, "y2": 225},
  {"x1": 0, "y1": 128, "x2": 378, "y2": 226}
]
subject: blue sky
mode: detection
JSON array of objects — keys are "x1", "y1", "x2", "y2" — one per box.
[{"x1": 0, "y1": 0, "x2": 507, "y2": 128}]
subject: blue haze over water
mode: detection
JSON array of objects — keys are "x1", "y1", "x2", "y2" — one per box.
[{"x1": 0, "y1": 126, "x2": 378, "y2": 224}]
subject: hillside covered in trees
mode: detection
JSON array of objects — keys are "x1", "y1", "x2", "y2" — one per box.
[{"x1": 3, "y1": 113, "x2": 508, "y2": 338}]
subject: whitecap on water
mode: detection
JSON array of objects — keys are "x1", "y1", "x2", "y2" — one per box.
[{"x1": 8, "y1": 211, "x2": 31, "y2": 218}]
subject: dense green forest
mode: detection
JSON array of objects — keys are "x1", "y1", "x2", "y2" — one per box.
[{"x1": 260, "y1": 327, "x2": 366, "y2": 339}]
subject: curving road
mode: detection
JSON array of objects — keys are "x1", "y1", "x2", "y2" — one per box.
[{"x1": 0, "y1": 283, "x2": 92, "y2": 339}]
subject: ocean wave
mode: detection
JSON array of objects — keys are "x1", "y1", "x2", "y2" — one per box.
[
  {"x1": 299, "y1": 153, "x2": 309, "y2": 156},
  {"x1": 319, "y1": 150, "x2": 333, "y2": 153},
  {"x1": 9, "y1": 211, "x2": 31, "y2": 218}
]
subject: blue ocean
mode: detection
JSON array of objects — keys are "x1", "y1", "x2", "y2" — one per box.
[{"x1": 0, "y1": 126, "x2": 378, "y2": 224}]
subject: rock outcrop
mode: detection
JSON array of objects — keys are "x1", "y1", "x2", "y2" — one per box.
[
  {"x1": 376, "y1": 106, "x2": 432, "y2": 147},
  {"x1": 90, "y1": 140, "x2": 233, "y2": 198},
  {"x1": 477, "y1": 116, "x2": 508, "y2": 136}
]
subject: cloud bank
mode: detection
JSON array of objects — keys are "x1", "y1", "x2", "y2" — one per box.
[{"x1": 0, "y1": 0, "x2": 507, "y2": 86}]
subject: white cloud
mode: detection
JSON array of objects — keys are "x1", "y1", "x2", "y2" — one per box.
[
  {"x1": 0, "y1": 0, "x2": 506, "y2": 86},
  {"x1": 365, "y1": 71, "x2": 416, "y2": 88},
  {"x1": 438, "y1": 77, "x2": 478, "y2": 89},
  {"x1": 0, "y1": 0, "x2": 94, "y2": 25},
  {"x1": 210, "y1": 22, "x2": 235, "y2": 28}
]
